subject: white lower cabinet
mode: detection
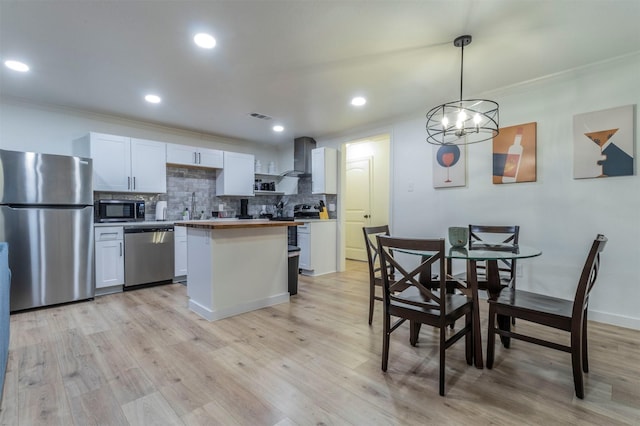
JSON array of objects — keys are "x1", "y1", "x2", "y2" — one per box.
[
  {"x1": 297, "y1": 221, "x2": 337, "y2": 276},
  {"x1": 94, "y1": 226, "x2": 124, "y2": 294},
  {"x1": 174, "y1": 225, "x2": 187, "y2": 278}
]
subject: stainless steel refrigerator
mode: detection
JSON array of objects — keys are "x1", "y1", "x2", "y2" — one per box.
[{"x1": 0, "y1": 149, "x2": 94, "y2": 311}]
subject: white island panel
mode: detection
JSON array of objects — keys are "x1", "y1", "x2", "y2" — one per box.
[{"x1": 186, "y1": 225, "x2": 289, "y2": 321}]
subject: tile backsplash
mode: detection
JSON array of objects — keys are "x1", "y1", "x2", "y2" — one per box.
[{"x1": 95, "y1": 166, "x2": 337, "y2": 220}]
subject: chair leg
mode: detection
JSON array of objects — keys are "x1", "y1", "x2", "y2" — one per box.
[
  {"x1": 439, "y1": 327, "x2": 446, "y2": 396},
  {"x1": 381, "y1": 311, "x2": 390, "y2": 371},
  {"x1": 465, "y1": 311, "x2": 473, "y2": 365},
  {"x1": 582, "y1": 311, "x2": 589, "y2": 373},
  {"x1": 486, "y1": 305, "x2": 496, "y2": 369},
  {"x1": 410, "y1": 321, "x2": 421, "y2": 347},
  {"x1": 368, "y1": 285, "x2": 375, "y2": 325},
  {"x1": 497, "y1": 314, "x2": 511, "y2": 349},
  {"x1": 571, "y1": 329, "x2": 585, "y2": 399}
]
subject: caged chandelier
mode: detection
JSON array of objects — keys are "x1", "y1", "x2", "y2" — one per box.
[{"x1": 426, "y1": 35, "x2": 499, "y2": 145}]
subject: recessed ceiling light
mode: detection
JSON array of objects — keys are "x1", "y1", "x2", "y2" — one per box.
[
  {"x1": 273, "y1": 125, "x2": 284, "y2": 132},
  {"x1": 145, "y1": 94, "x2": 162, "y2": 104},
  {"x1": 4, "y1": 60, "x2": 29, "y2": 72},
  {"x1": 194, "y1": 33, "x2": 216, "y2": 49},
  {"x1": 351, "y1": 96, "x2": 366, "y2": 106}
]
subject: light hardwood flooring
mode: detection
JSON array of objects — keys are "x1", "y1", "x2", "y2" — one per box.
[{"x1": 1, "y1": 260, "x2": 639, "y2": 425}]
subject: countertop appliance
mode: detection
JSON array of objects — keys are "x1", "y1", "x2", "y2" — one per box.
[
  {"x1": 0, "y1": 149, "x2": 94, "y2": 311},
  {"x1": 95, "y1": 199, "x2": 145, "y2": 222},
  {"x1": 124, "y1": 224, "x2": 174, "y2": 287}
]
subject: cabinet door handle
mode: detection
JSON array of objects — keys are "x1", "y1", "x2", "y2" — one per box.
[
  {"x1": 194, "y1": 152, "x2": 197, "y2": 164},
  {"x1": 198, "y1": 152, "x2": 201, "y2": 164},
  {"x1": 128, "y1": 177, "x2": 131, "y2": 190},
  {"x1": 133, "y1": 177, "x2": 136, "y2": 190},
  {"x1": 119, "y1": 242, "x2": 123, "y2": 257},
  {"x1": 364, "y1": 214, "x2": 370, "y2": 218}
]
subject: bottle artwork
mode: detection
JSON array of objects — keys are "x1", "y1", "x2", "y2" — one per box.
[{"x1": 502, "y1": 127, "x2": 524, "y2": 183}]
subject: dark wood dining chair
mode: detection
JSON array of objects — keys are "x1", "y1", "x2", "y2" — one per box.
[
  {"x1": 486, "y1": 234, "x2": 607, "y2": 399},
  {"x1": 468, "y1": 224, "x2": 520, "y2": 290},
  {"x1": 377, "y1": 235, "x2": 473, "y2": 396},
  {"x1": 363, "y1": 225, "x2": 393, "y2": 325}
]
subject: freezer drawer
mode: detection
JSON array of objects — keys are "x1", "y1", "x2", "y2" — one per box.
[{"x1": 0, "y1": 205, "x2": 94, "y2": 311}]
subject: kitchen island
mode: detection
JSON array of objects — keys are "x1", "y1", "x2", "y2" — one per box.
[{"x1": 175, "y1": 220, "x2": 299, "y2": 321}]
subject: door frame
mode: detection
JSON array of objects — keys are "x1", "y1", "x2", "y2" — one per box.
[{"x1": 338, "y1": 132, "x2": 392, "y2": 272}]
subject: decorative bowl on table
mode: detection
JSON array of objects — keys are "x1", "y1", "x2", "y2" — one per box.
[{"x1": 448, "y1": 227, "x2": 468, "y2": 248}]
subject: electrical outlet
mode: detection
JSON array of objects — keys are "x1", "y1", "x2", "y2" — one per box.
[{"x1": 516, "y1": 264, "x2": 523, "y2": 277}]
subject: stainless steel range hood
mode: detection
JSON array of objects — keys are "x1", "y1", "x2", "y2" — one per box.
[{"x1": 280, "y1": 137, "x2": 316, "y2": 177}]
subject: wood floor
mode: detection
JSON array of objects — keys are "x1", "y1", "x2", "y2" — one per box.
[{"x1": 1, "y1": 260, "x2": 639, "y2": 425}]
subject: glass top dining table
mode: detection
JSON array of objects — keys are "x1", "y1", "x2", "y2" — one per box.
[{"x1": 397, "y1": 242, "x2": 542, "y2": 368}]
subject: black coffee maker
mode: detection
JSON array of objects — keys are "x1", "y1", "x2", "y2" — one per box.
[{"x1": 237, "y1": 199, "x2": 252, "y2": 219}]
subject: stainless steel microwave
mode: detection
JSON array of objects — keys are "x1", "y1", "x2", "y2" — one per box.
[{"x1": 94, "y1": 199, "x2": 145, "y2": 222}]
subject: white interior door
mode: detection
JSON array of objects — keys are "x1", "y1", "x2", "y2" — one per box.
[{"x1": 345, "y1": 158, "x2": 372, "y2": 261}]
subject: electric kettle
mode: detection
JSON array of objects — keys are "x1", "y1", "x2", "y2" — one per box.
[{"x1": 155, "y1": 201, "x2": 167, "y2": 221}]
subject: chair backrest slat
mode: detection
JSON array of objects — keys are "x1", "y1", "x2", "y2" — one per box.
[
  {"x1": 363, "y1": 225, "x2": 391, "y2": 281},
  {"x1": 377, "y1": 236, "x2": 448, "y2": 316},
  {"x1": 469, "y1": 225, "x2": 520, "y2": 276},
  {"x1": 572, "y1": 234, "x2": 607, "y2": 322}
]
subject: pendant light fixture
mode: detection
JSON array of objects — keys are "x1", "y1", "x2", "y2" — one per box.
[{"x1": 426, "y1": 35, "x2": 499, "y2": 145}]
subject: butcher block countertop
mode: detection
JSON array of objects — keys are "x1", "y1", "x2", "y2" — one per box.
[{"x1": 175, "y1": 219, "x2": 301, "y2": 229}]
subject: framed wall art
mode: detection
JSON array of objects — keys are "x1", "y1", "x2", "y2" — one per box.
[
  {"x1": 573, "y1": 105, "x2": 635, "y2": 179},
  {"x1": 492, "y1": 122, "x2": 537, "y2": 184},
  {"x1": 433, "y1": 144, "x2": 466, "y2": 188}
]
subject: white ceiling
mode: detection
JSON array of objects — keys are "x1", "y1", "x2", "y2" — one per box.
[{"x1": 1, "y1": 1, "x2": 639, "y2": 147}]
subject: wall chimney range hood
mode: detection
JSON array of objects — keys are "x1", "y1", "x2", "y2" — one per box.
[{"x1": 281, "y1": 136, "x2": 316, "y2": 177}]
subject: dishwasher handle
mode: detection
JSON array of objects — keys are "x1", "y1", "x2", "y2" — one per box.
[{"x1": 124, "y1": 226, "x2": 174, "y2": 234}]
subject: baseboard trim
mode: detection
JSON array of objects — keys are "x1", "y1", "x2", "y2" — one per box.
[{"x1": 589, "y1": 310, "x2": 640, "y2": 330}]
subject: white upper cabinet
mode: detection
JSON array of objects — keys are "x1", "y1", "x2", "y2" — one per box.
[
  {"x1": 130, "y1": 138, "x2": 167, "y2": 193},
  {"x1": 87, "y1": 133, "x2": 131, "y2": 192},
  {"x1": 78, "y1": 132, "x2": 166, "y2": 193},
  {"x1": 166, "y1": 143, "x2": 223, "y2": 169},
  {"x1": 216, "y1": 151, "x2": 255, "y2": 196},
  {"x1": 312, "y1": 147, "x2": 337, "y2": 194}
]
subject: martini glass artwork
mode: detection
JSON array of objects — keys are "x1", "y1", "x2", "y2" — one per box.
[
  {"x1": 584, "y1": 128, "x2": 618, "y2": 177},
  {"x1": 436, "y1": 145, "x2": 461, "y2": 183}
]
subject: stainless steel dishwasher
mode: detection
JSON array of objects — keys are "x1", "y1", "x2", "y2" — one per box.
[{"x1": 124, "y1": 224, "x2": 174, "y2": 287}]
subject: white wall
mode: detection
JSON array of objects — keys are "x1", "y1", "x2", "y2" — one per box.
[
  {"x1": 0, "y1": 97, "x2": 281, "y2": 164},
  {"x1": 321, "y1": 52, "x2": 640, "y2": 330}
]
